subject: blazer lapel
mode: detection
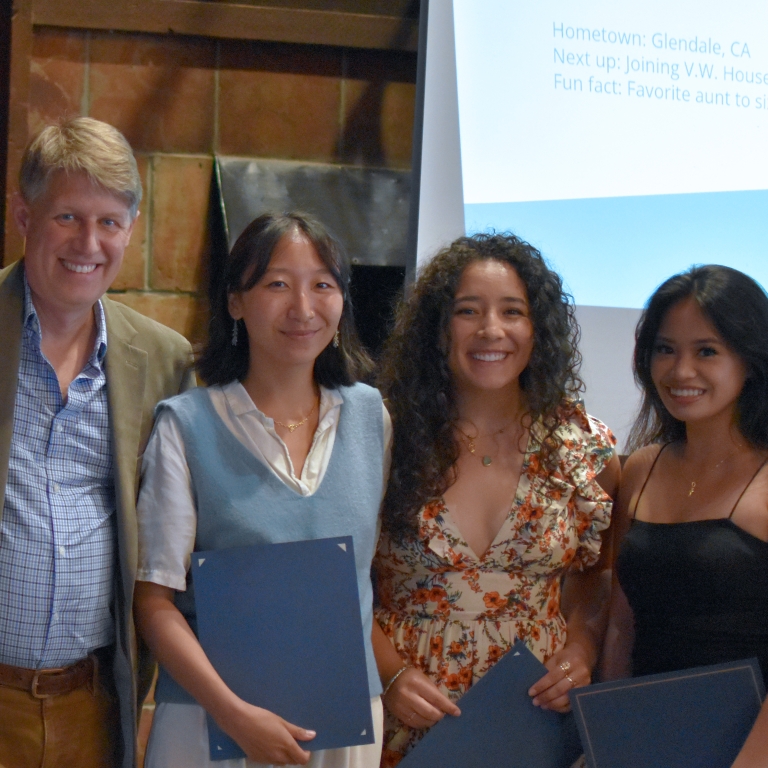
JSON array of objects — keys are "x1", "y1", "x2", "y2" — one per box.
[
  {"x1": 0, "y1": 263, "x2": 25, "y2": 519},
  {"x1": 103, "y1": 301, "x2": 147, "y2": 597}
]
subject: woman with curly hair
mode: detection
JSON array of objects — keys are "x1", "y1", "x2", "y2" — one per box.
[{"x1": 371, "y1": 233, "x2": 620, "y2": 765}]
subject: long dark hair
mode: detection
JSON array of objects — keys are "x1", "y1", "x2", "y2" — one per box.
[
  {"x1": 379, "y1": 232, "x2": 584, "y2": 541},
  {"x1": 197, "y1": 212, "x2": 371, "y2": 387},
  {"x1": 629, "y1": 264, "x2": 768, "y2": 451}
]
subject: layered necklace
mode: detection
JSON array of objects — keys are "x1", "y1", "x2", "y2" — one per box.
[{"x1": 455, "y1": 419, "x2": 521, "y2": 467}]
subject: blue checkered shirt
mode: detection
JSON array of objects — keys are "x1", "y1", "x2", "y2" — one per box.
[{"x1": 0, "y1": 278, "x2": 116, "y2": 669}]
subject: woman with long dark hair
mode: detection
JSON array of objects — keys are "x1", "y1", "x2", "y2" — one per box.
[
  {"x1": 603, "y1": 265, "x2": 768, "y2": 766},
  {"x1": 371, "y1": 233, "x2": 620, "y2": 765},
  {"x1": 134, "y1": 213, "x2": 389, "y2": 768}
]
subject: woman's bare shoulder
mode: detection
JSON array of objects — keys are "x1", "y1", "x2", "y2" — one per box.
[
  {"x1": 622, "y1": 444, "x2": 664, "y2": 492},
  {"x1": 612, "y1": 444, "x2": 666, "y2": 533}
]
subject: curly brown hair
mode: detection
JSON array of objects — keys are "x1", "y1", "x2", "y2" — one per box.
[{"x1": 379, "y1": 233, "x2": 584, "y2": 542}]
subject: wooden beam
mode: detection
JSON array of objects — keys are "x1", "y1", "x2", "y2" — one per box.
[
  {"x1": 0, "y1": 0, "x2": 11, "y2": 258},
  {"x1": 3, "y1": 0, "x2": 33, "y2": 266},
  {"x1": 31, "y1": 0, "x2": 418, "y2": 51}
]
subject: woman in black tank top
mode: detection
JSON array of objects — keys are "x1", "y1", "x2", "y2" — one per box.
[{"x1": 602, "y1": 265, "x2": 768, "y2": 767}]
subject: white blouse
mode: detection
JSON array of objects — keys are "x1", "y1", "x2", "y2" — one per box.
[{"x1": 136, "y1": 382, "x2": 392, "y2": 591}]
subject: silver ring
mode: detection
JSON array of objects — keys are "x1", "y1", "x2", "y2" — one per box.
[
  {"x1": 559, "y1": 661, "x2": 572, "y2": 673},
  {"x1": 565, "y1": 674, "x2": 575, "y2": 687},
  {"x1": 407, "y1": 711, "x2": 416, "y2": 724}
]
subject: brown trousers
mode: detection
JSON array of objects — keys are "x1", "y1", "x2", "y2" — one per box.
[{"x1": 0, "y1": 675, "x2": 119, "y2": 768}]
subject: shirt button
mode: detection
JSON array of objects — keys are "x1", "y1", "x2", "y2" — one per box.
[
  {"x1": 58, "y1": 546, "x2": 65, "y2": 556},
  {"x1": 51, "y1": 482, "x2": 60, "y2": 494},
  {"x1": 55, "y1": 424, "x2": 63, "y2": 433}
]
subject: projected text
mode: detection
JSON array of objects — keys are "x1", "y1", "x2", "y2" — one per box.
[{"x1": 553, "y1": 23, "x2": 766, "y2": 110}]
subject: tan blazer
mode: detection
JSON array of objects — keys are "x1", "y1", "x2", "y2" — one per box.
[{"x1": 0, "y1": 261, "x2": 195, "y2": 768}]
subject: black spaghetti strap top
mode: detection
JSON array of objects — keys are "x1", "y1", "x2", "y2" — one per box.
[{"x1": 615, "y1": 446, "x2": 768, "y2": 686}]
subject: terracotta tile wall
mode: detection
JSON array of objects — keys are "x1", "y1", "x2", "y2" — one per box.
[
  {"x1": 26, "y1": 27, "x2": 417, "y2": 343},
  {"x1": 25, "y1": 27, "x2": 415, "y2": 764}
]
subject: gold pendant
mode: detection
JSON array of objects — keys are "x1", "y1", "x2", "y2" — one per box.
[
  {"x1": 482, "y1": 456, "x2": 492, "y2": 467},
  {"x1": 688, "y1": 481, "x2": 696, "y2": 496},
  {"x1": 467, "y1": 439, "x2": 476, "y2": 455}
]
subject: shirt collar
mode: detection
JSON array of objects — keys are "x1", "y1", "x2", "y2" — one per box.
[
  {"x1": 220, "y1": 381, "x2": 342, "y2": 426},
  {"x1": 23, "y1": 269, "x2": 108, "y2": 365}
]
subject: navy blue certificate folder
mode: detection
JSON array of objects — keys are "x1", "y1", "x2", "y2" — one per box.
[
  {"x1": 570, "y1": 658, "x2": 766, "y2": 768},
  {"x1": 191, "y1": 536, "x2": 374, "y2": 761},
  {"x1": 397, "y1": 641, "x2": 581, "y2": 768}
]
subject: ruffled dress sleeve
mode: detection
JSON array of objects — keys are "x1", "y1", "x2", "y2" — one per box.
[{"x1": 552, "y1": 403, "x2": 617, "y2": 570}]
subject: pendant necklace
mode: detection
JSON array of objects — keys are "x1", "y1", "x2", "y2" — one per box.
[
  {"x1": 686, "y1": 453, "x2": 734, "y2": 496},
  {"x1": 272, "y1": 397, "x2": 319, "y2": 433},
  {"x1": 456, "y1": 422, "x2": 517, "y2": 467}
]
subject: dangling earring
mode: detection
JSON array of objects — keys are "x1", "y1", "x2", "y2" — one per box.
[
  {"x1": 231, "y1": 319, "x2": 239, "y2": 346},
  {"x1": 332, "y1": 329, "x2": 340, "y2": 348}
]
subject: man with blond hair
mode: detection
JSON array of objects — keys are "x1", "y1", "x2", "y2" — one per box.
[{"x1": 0, "y1": 117, "x2": 193, "y2": 767}]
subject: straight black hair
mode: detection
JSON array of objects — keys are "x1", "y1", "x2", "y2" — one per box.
[
  {"x1": 629, "y1": 264, "x2": 768, "y2": 451},
  {"x1": 197, "y1": 212, "x2": 371, "y2": 387}
]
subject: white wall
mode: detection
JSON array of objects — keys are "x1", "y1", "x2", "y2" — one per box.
[
  {"x1": 576, "y1": 306, "x2": 642, "y2": 450},
  {"x1": 415, "y1": 0, "x2": 465, "y2": 269}
]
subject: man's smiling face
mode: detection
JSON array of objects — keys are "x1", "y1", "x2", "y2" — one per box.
[{"x1": 13, "y1": 170, "x2": 135, "y2": 317}]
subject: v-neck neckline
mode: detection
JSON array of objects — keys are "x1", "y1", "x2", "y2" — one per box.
[
  {"x1": 204, "y1": 387, "x2": 337, "y2": 500},
  {"x1": 437, "y1": 431, "x2": 534, "y2": 562}
]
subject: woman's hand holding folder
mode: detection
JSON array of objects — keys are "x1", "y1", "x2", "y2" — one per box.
[{"x1": 135, "y1": 581, "x2": 316, "y2": 766}]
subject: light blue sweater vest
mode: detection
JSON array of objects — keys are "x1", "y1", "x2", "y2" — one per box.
[{"x1": 154, "y1": 383, "x2": 384, "y2": 704}]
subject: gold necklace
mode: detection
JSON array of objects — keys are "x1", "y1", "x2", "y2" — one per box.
[
  {"x1": 686, "y1": 453, "x2": 733, "y2": 496},
  {"x1": 456, "y1": 421, "x2": 518, "y2": 467},
  {"x1": 272, "y1": 398, "x2": 319, "y2": 433}
]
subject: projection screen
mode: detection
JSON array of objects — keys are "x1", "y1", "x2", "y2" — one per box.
[{"x1": 415, "y1": 0, "x2": 768, "y2": 447}]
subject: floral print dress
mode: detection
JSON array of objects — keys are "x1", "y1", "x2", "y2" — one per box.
[{"x1": 373, "y1": 407, "x2": 615, "y2": 766}]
